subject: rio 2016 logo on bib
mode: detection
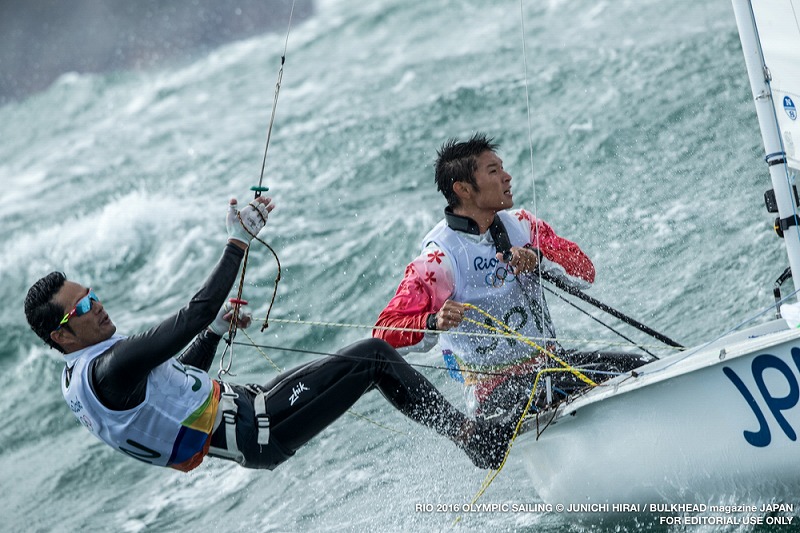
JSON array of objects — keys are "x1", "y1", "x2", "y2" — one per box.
[{"x1": 785, "y1": 96, "x2": 797, "y2": 121}]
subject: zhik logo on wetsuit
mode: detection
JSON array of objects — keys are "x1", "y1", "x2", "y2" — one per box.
[{"x1": 289, "y1": 382, "x2": 309, "y2": 406}]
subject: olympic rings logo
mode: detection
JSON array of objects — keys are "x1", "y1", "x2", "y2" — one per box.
[{"x1": 484, "y1": 265, "x2": 517, "y2": 287}]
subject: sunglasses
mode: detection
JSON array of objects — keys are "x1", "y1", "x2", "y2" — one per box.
[{"x1": 55, "y1": 289, "x2": 100, "y2": 331}]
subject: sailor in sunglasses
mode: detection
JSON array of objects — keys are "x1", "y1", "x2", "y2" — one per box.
[{"x1": 24, "y1": 196, "x2": 515, "y2": 472}]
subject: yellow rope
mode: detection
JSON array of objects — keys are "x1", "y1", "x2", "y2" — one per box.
[
  {"x1": 241, "y1": 328, "x2": 282, "y2": 371},
  {"x1": 344, "y1": 409, "x2": 408, "y2": 436},
  {"x1": 239, "y1": 302, "x2": 638, "y2": 522},
  {"x1": 462, "y1": 303, "x2": 596, "y2": 387},
  {"x1": 239, "y1": 302, "x2": 613, "y2": 454},
  {"x1": 450, "y1": 304, "x2": 605, "y2": 526},
  {"x1": 452, "y1": 366, "x2": 578, "y2": 527},
  {"x1": 244, "y1": 303, "x2": 600, "y2": 523}
]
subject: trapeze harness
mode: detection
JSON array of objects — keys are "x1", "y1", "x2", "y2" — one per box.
[{"x1": 207, "y1": 381, "x2": 279, "y2": 468}]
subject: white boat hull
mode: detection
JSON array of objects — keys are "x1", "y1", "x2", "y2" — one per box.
[{"x1": 515, "y1": 320, "x2": 800, "y2": 504}]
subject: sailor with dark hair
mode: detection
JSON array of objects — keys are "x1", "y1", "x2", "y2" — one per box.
[
  {"x1": 25, "y1": 195, "x2": 514, "y2": 471},
  {"x1": 374, "y1": 132, "x2": 648, "y2": 418}
]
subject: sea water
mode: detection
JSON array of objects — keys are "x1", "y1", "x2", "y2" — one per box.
[{"x1": 0, "y1": 0, "x2": 790, "y2": 531}]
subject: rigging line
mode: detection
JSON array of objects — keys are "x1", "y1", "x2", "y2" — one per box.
[
  {"x1": 462, "y1": 303, "x2": 596, "y2": 387},
  {"x1": 518, "y1": 0, "x2": 547, "y2": 343},
  {"x1": 220, "y1": 227, "x2": 283, "y2": 378},
  {"x1": 514, "y1": 0, "x2": 676, "y2": 354},
  {"x1": 541, "y1": 270, "x2": 684, "y2": 348},
  {"x1": 239, "y1": 328, "x2": 407, "y2": 436},
  {"x1": 250, "y1": 315, "x2": 680, "y2": 351},
  {"x1": 453, "y1": 277, "x2": 800, "y2": 498},
  {"x1": 344, "y1": 409, "x2": 407, "y2": 436},
  {"x1": 228, "y1": 339, "x2": 630, "y2": 381},
  {"x1": 240, "y1": 327, "x2": 282, "y2": 371},
  {"x1": 285, "y1": 319, "x2": 545, "y2": 340},
  {"x1": 262, "y1": 318, "x2": 553, "y2": 342},
  {"x1": 541, "y1": 284, "x2": 658, "y2": 359},
  {"x1": 792, "y1": 0, "x2": 800, "y2": 39},
  {"x1": 472, "y1": 372, "x2": 638, "y2": 508},
  {"x1": 454, "y1": 366, "x2": 572, "y2": 527},
  {"x1": 249, "y1": 233, "x2": 282, "y2": 332},
  {"x1": 227, "y1": 339, "x2": 509, "y2": 377},
  {"x1": 219, "y1": 1, "x2": 295, "y2": 379},
  {"x1": 256, "y1": 0, "x2": 296, "y2": 193},
  {"x1": 459, "y1": 363, "x2": 643, "y2": 520},
  {"x1": 533, "y1": 404, "x2": 560, "y2": 440}
]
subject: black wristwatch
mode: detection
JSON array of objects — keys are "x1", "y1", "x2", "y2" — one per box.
[{"x1": 426, "y1": 313, "x2": 438, "y2": 331}]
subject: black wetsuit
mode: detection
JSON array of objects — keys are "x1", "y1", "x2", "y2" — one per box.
[{"x1": 88, "y1": 243, "x2": 473, "y2": 470}]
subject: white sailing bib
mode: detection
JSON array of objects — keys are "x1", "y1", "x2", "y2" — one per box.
[
  {"x1": 62, "y1": 335, "x2": 217, "y2": 469},
  {"x1": 423, "y1": 210, "x2": 556, "y2": 368}
]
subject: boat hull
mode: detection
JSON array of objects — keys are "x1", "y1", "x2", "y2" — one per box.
[{"x1": 515, "y1": 322, "x2": 800, "y2": 504}]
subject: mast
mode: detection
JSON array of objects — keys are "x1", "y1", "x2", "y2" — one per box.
[{"x1": 731, "y1": 0, "x2": 800, "y2": 298}]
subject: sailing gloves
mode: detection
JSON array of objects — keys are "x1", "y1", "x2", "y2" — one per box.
[
  {"x1": 226, "y1": 197, "x2": 274, "y2": 246},
  {"x1": 209, "y1": 300, "x2": 253, "y2": 336}
]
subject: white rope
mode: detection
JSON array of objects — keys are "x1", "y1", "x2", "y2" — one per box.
[
  {"x1": 251, "y1": 315, "x2": 680, "y2": 352},
  {"x1": 518, "y1": 0, "x2": 550, "y2": 340}
]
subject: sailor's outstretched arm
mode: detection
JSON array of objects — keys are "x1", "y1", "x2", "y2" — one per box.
[
  {"x1": 92, "y1": 242, "x2": 246, "y2": 408},
  {"x1": 91, "y1": 197, "x2": 274, "y2": 409}
]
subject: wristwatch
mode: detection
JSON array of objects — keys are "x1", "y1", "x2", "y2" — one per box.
[{"x1": 426, "y1": 313, "x2": 438, "y2": 331}]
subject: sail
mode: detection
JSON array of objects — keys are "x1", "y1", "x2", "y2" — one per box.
[{"x1": 751, "y1": 2, "x2": 800, "y2": 170}]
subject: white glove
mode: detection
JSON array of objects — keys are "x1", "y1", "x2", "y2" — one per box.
[
  {"x1": 226, "y1": 198, "x2": 270, "y2": 245},
  {"x1": 209, "y1": 301, "x2": 253, "y2": 336}
]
